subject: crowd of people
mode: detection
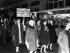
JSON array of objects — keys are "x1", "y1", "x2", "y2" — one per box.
[{"x1": 0, "y1": 12, "x2": 69, "y2": 53}]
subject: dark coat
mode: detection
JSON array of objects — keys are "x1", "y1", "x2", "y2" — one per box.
[
  {"x1": 11, "y1": 23, "x2": 25, "y2": 46},
  {"x1": 47, "y1": 23, "x2": 57, "y2": 43},
  {"x1": 38, "y1": 22, "x2": 50, "y2": 45}
]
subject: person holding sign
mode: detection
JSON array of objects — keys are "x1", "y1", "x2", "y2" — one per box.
[{"x1": 11, "y1": 18, "x2": 24, "y2": 53}]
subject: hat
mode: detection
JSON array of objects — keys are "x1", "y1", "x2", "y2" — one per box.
[{"x1": 29, "y1": 20, "x2": 35, "y2": 27}]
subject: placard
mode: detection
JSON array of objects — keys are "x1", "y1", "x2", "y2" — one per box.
[{"x1": 16, "y1": 8, "x2": 30, "y2": 17}]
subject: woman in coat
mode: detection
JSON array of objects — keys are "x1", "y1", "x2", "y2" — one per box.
[
  {"x1": 47, "y1": 19, "x2": 57, "y2": 51},
  {"x1": 57, "y1": 22, "x2": 70, "y2": 53},
  {"x1": 25, "y1": 20, "x2": 38, "y2": 53}
]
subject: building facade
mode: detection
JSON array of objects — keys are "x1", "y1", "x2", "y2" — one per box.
[
  {"x1": 46, "y1": 0, "x2": 70, "y2": 14},
  {"x1": 21, "y1": 0, "x2": 47, "y2": 12},
  {"x1": 14, "y1": 0, "x2": 70, "y2": 13}
]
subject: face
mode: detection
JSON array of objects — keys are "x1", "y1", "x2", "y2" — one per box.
[
  {"x1": 48, "y1": 20, "x2": 50, "y2": 23},
  {"x1": 43, "y1": 21, "x2": 46, "y2": 25},
  {"x1": 48, "y1": 20, "x2": 53, "y2": 25},
  {"x1": 17, "y1": 19, "x2": 20, "y2": 23},
  {"x1": 65, "y1": 25, "x2": 70, "y2": 30},
  {"x1": 50, "y1": 20, "x2": 53, "y2": 24},
  {"x1": 32, "y1": 15, "x2": 35, "y2": 19},
  {"x1": 37, "y1": 20, "x2": 41, "y2": 25},
  {"x1": 1, "y1": 19, "x2": 3, "y2": 23},
  {"x1": 29, "y1": 20, "x2": 35, "y2": 27},
  {"x1": 4, "y1": 18, "x2": 6, "y2": 22}
]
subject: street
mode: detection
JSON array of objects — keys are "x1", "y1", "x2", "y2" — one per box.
[{"x1": 0, "y1": 43, "x2": 58, "y2": 53}]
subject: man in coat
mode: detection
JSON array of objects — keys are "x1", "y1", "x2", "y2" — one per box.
[{"x1": 11, "y1": 18, "x2": 25, "y2": 53}]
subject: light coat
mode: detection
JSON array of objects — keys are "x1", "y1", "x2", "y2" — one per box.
[
  {"x1": 57, "y1": 30, "x2": 69, "y2": 53},
  {"x1": 25, "y1": 27, "x2": 38, "y2": 51}
]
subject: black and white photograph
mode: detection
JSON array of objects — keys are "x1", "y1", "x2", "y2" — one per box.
[{"x1": 0, "y1": 0, "x2": 70, "y2": 53}]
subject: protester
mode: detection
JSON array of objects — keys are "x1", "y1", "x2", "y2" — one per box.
[
  {"x1": 47, "y1": 19, "x2": 57, "y2": 51},
  {"x1": 11, "y1": 18, "x2": 24, "y2": 53},
  {"x1": 38, "y1": 20, "x2": 49, "y2": 53},
  {"x1": 25, "y1": 19, "x2": 38, "y2": 53},
  {"x1": 57, "y1": 22, "x2": 70, "y2": 53}
]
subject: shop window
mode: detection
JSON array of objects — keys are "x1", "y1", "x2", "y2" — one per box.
[
  {"x1": 54, "y1": 2, "x2": 58, "y2": 8},
  {"x1": 66, "y1": 0, "x2": 70, "y2": 6},
  {"x1": 59, "y1": 1, "x2": 64, "y2": 8},
  {"x1": 31, "y1": 1, "x2": 40, "y2": 6},
  {"x1": 49, "y1": 3, "x2": 53, "y2": 9}
]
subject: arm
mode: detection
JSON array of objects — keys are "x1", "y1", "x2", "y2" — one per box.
[{"x1": 10, "y1": 24, "x2": 16, "y2": 36}]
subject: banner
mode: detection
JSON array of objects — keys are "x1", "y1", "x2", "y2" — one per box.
[{"x1": 16, "y1": 8, "x2": 30, "y2": 17}]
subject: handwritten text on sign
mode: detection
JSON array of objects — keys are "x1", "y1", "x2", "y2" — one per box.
[{"x1": 17, "y1": 8, "x2": 30, "y2": 17}]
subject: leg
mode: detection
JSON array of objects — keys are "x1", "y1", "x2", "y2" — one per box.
[
  {"x1": 40, "y1": 45, "x2": 47, "y2": 53},
  {"x1": 40, "y1": 45, "x2": 43, "y2": 53},
  {"x1": 16, "y1": 46, "x2": 20, "y2": 53},
  {"x1": 46, "y1": 44, "x2": 49, "y2": 49},
  {"x1": 50, "y1": 43, "x2": 52, "y2": 50},
  {"x1": 25, "y1": 40, "x2": 29, "y2": 49},
  {"x1": 12, "y1": 35, "x2": 16, "y2": 47},
  {"x1": 34, "y1": 51, "x2": 37, "y2": 53},
  {"x1": 43, "y1": 45, "x2": 48, "y2": 53},
  {"x1": 29, "y1": 51, "x2": 33, "y2": 53}
]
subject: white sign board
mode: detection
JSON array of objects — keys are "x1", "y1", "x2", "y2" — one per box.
[{"x1": 16, "y1": 8, "x2": 30, "y2": 17}]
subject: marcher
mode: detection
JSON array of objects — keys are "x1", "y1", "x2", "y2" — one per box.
[
  {"x1": 57, "y1": 22, "x2": 70, "y2": 53},
  {"x1": 11, "y1": 18, "x2": 24, "y2": 53},
  {"x1": 25, "y1": 19, "x2": 38, "y2": 53},
  {"x1": 2, "y1": 18, "x2": 10, "y2": 45},
  {"x1": 36, "y1": 20, "x2": 41, "y2": 35},
  {"x1": 38, "y1": 20, "x2": 49, "y2": 53},
  {"x1": 47, "y1": 19, "x2": 57, "y2": 51}
]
